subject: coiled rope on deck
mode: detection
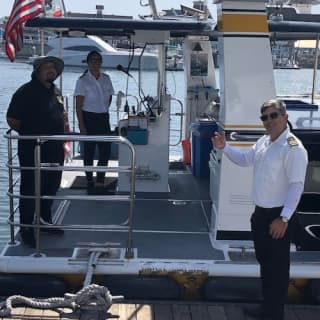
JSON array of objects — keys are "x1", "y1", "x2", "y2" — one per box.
[{"x1": 0, "y1": 284, "x2": 122, "y2": 318}]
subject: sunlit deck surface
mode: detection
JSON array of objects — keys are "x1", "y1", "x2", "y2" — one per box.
[{"x1": 1, "y1": 301, "x2": 319, "y2": 319}]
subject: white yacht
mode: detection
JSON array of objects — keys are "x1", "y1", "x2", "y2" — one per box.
[{"x1": 46, "y1": 35, "x2": 158, "y2": 70}]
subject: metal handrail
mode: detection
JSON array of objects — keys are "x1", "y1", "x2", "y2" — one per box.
[
  {"x1": 4, "y1": 132, "x2": 136, "y2": 259},
  {"x1": 170, "y1": 97, "x2": 184, "y2": 146},
  {"x1": 229, "y1": 132, "x2": 263, "y2": 142},
  {"x1": 6, "y1": 129, "x2": 15, "y2": 245},
  {"x1": 66, "y1": 92, "x2": 183, "y2": 151}
]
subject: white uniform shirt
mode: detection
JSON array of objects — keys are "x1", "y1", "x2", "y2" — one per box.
[
  {"x1": 74, "y1": 70, "x2": 114, "y2": 113},
  {"x1": 223, "y1": 127, "x2": 308, "y2": 209}
]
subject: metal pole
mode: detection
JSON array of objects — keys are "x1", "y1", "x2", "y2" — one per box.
[
  {"x1": 59, "y1": 0, "x2": 67, "y2": 16},
  {"x1": 158, "y1": 43, "x2": 166, "y2": 114},
  {"x1": 40, "y1": 0, "x2": 46, "y2": 56},
  {"x1": 59, "y1": 31, "x2": 63, "y2": 93},
  {"x1": 40, "y1": 30, "x2": 45, "y2": 56},
  {"x1": 73, "y1": 95, "x2": 76, "y2": 158},
  {"x1": 34, "y1": 140, "x2": 42, "y2": 256},
  {"x1": 147, "y1": 0, "x2": 159, "y2": 18},
  {"x1": 125, "y1": 144, "x2": 136, "y2": 259},
  {"x1": 311, "y1": 34, "x2": 319, "y2": 104},
  {"x1": 7, "y1": 131, "x2": 15, "y2": 245}
]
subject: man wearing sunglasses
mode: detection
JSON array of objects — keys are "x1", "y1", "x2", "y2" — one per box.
[{"x1": 213, "y1": 99, "x2": 308, "y2": 320}]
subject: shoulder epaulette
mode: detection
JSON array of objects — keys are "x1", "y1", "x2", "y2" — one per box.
[{"x1": 287, "y1": 136, "x2": 298, "y2": 147}]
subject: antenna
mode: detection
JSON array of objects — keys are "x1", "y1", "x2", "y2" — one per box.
[
  {"x1": 59, "y1": 0, "x2": 67, "y2": 16},
  {"x1": 140, "y1": 0, "x2": 159, "y2": 18}
]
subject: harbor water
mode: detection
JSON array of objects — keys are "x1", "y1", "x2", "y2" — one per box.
[{"x1": 0, "y1": 58, "x2": 319, "y2": 247}]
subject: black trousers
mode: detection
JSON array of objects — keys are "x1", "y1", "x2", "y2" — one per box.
[
  {"x1": 251, "y1": 206, "x2": 296, "y2": 320},
  {"x1": 18, "y1": 140, "x2": 64, "y2": 226},
  {"x1": 82, "y1": 111, "x2": 111, "y2": 184}
]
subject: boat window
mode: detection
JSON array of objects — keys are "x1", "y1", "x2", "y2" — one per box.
[
  {"x1": 289, "y1": 109, "x2": 320, "y2": 130},
  {"x1": 136, "y1": 44, "x2": 159, "y2": 100},
  {"x1": 64, "y1": 46, "x2": 101, "y2": 52},
  {"x1": 190, "y1": 52, "x2": 208, "y2": 77}
]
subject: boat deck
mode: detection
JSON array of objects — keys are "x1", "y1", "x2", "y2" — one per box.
[
  {"x1": 3, "y1": 160, "x2": 320, "y2": 263},
  {"x1": 1, "y1": 160, "x2": 320, "y2": 302},
  {"x1": 1, "y1": 301, "x2": 320, "y2": 319},
  {"x1": 5, "y1": 165, "x2": 225, "y2": 261},
  {"x1": 3, "y1": 162, "x2": 320, "y2": 264}
]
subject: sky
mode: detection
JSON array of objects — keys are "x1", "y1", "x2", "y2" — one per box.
[
  {"x1": 1, "y1": 0, "x2": 212, "y2": 18},
  {"x1": 2, "y1": 1, "x2": 320, "y2": 20}
]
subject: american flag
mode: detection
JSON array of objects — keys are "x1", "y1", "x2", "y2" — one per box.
[{"x1": 4, "y1": 0, "x2": 44, "y2": 62}]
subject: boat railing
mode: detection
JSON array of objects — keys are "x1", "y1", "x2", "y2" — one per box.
[
  {"x1": 64, "y1": 92, "x2": 185, "y2": 153},
  {"x1": 4, "y1": 131, "x2": 136, "y2": 259}
]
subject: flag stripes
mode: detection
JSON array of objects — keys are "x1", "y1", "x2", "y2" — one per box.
[{"x1": 5, "y1": 0, "x2": 44, "y2": 61}]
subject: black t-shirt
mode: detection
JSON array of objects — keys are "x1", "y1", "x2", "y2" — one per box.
[
  {"x1": 7, "y1": 76, "x2": 65, "y2": 164},
  {"x1": 7, "y1": 76, "x2": 65, "y2": 135}
]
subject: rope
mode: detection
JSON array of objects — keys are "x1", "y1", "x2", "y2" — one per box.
[
  {"x1": 83, "y1": 251, "x2": 103, "y2": 288},
  {"x1": 0, "y1": 284, "x2": 122, "y2": 318}
]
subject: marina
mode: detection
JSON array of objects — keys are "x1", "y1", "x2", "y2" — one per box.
[{"x1": 0, "y1": 1, "x2": 320, "y2": 319}]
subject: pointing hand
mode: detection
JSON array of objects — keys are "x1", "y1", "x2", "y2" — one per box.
[{"x1": 212, "y1": 131, "x2": 226, "y2": 149}]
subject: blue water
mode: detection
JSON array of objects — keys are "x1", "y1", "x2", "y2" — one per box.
[{"x1": 0, "y1": 58, "x2": 320, "y2": 246}]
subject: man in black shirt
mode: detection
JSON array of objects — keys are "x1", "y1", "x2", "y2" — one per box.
[{"x1": 7, "y1": 56, "x2": 65, "y2": 247}]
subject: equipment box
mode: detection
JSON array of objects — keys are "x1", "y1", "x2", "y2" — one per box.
[{"x1": 127, "y1": 129, "x2": 148, "y2": 145}]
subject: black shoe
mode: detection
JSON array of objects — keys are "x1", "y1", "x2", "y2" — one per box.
[
  {"x1": 87, "y1": 181, "x2": 95, "y2": 195},
  {"x1": 20, "y1": 228, "x2": 36, "y2": 247},
  {"x1": 94, "y1": 185, "x2": 115, "y2": 195},
  {"x1": 40, "y1": 226, "x2": 64, "y2": 234},
  {"x1": 39, "y1": 218, "x2": 64, "y2": 234},
  {"x1": 106, "y1": 179, "x2": 117, "y2": 190}
]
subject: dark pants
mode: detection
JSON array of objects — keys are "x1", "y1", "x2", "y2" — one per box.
[
  {"x1": 82, "y1": 111, "x2": 111, "y2": 184},
  {"x1": 251, "y1": 206, "x2": 296, "y2": 320},
  {"x1": 18, "y1": 140, "x2": 64, "y2": 226}
]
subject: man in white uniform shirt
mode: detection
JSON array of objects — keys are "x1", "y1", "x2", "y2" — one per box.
[
  {"x1": 213, "y1": 99, "x2": 308, "y2": 320},
  {"x1": 74, "y1": 50, "x2": 114, "y2": 194}
]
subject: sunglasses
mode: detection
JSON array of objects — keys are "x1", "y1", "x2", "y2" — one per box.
[{"x1": 260, "y1": 112, "x2": 281, "y2": 122}]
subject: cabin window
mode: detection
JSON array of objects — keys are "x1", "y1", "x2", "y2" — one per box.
[
  {"x1": 190, "y1": 52, "x2": 208, "y2": 76},
  {"x1": 64, "y1": 46, "x2": 101, "y2": 52}
]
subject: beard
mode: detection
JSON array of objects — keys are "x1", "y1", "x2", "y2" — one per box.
[
  {"x1": 45, "y1": 71, "x2": 57, "y2": 83},
  {"x1": 45, "y1": 77, "x2": 56, "y2": 83},
  {"x1": 46, "y1": 77, "x2": 55, "y2": 84}
]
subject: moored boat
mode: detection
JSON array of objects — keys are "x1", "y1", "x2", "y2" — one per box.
[{"x1": 44, "y1": 35, "x2": 158, "y2": 70}]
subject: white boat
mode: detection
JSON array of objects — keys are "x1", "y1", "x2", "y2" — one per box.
[
  {"x1": 1, "y1": 0, "x2": 320, "y2": 304},
  {"x1": 166, "y1": 53, "x2": 184, "y2": 71},
  {"x1": 45, "y1": 35, "x2": 159, "y2": 70}
]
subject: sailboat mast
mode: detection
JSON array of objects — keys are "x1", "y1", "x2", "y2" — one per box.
[{"x1": 311, "y1": 34, "x2": 319, "y2": 104}]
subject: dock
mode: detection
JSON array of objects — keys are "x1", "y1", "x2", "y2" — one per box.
[{"x1": 1, "y1": 301, "x2": 319, "y2": 319}]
